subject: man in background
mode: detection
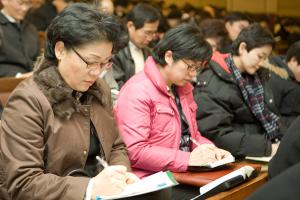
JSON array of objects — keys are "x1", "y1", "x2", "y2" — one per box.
[
  {"x1": 266, "y1": 41, "x2": 300, "y2": 128},
  {"x1": 0, "y1": 0, "x2": 39, "y2": 77},
  {"x1": 112, "y1": 3, "x2": 160, "y2": 88}
]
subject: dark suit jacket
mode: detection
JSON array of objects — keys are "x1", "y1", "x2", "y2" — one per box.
[
  {"x1": 0, "y1": 13, "x2": 39, "y2": 77},
  {"x1": 112, "y1": 44, "x2": 151, "y2": 88}
]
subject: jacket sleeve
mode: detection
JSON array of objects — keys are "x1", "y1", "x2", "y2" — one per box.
[
  {"x1": 112, "y1": 53, "x2": 126, "y2": 88},
  {"x1": 248, "y1": 162, "x2": 300, "y2": 200},
  {"x1": 0, "y1": 89, "x2": 89, "y2": 200},
  {"x1": 115, "y1": 85, "x2": 190, "y2": 173},
  {"x1": 194, "y1": 84, "x2": 272, "y2": 157}
]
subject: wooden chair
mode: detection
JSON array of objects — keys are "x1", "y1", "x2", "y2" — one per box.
[
  {"x1": 38, "y1": 31, "x2": 46, "y2": 53},
  {"x1": 0, "y1": 77, "x2": 25, "y2": 106}
]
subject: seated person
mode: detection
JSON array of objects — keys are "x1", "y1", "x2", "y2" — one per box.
[
  {"x1": 112, "y1": 3, "x2": 160, "y2": 88},
  {"x1": 198, "y1": 18, "x2": 231, "y2": 53},
  {"x1": 115, "y1": 24, "x2": 231, "y2": 179},
  {"x1": 25, "y1": 0, "x2": 57, "y2": 31},
  {"x1": 249, "y1": 116, "x2": 300, "y2": 200},
  {"x1": 0, "y1": 4, "x2": 137, "y2": 200},
  {"x1": 266, "y1": 41, "x2": 300, "y2": 128},
  {"x1": 0, "y1": 0, "x2": 40, "y2": 77},
  {"x1": 268, "y1": 116, "x2": 300, "y2": 179},
  {"x1": 194, "y1": 23, "x2": 282, "y2": 158},
  {"x1": 248, "y1": 161, "x2": 300, "y2": 200},
  {"x1": 221, "y1": 11, "x2": 250, "y2": 53}
]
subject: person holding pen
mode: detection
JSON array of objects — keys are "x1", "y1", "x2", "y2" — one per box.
[
  {"x1": 0, "y1": 4, "x2": 137, "y2": 200},
  {"x1": 115, "y1": 24, "x2": 231, "y2": 199}
]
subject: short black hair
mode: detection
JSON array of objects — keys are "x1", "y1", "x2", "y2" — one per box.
[
  {"x1": 126, "y1": 3, "x2": 160, "y2": 29},
  {"x1": 232, "y1": 23, "x2": 275, "y2": 56},
  {"x1": 44, "y1": 3, "x2": 127, "y2": 62},
  {"x1": 224, "y1": 11, "x2": 251, "y2": 23},
  {"x1": 152, "y1": 23, "x2": 212, "y2": 66},
  {"x1": 286, "y1": 41, "x2": 300, "y2": 63}
]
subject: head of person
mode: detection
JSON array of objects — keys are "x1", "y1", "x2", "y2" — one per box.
[
  {"x1": 199, "y1": 19, "x2": 229, "y2": 52},
  {"x1": 44, "y1": 3, "x2": 126, "y2": 92},
  {"x1": 1, "y1": 0, "x2": 32, "y2": 21},
  {"x1": 286, "y1": 41, "x2": 300, "y2": 82},
  {"x1": 126, "y1": 3, "x2": 160, "y2": 49},
  {"x1": 232, "y1": 23, "x2": 275, "y2": 75},
  {"x1": 152, "y1": 23, "x2": 212, "y2": 87},
  {"x1": 224, "y1": 12, "x2": 250, "y2": 41},
  {"x1": 98, "y1": 0, "x2": 114, "y2": 15},
  {"x1": 52, "y1": 0, "x2": 73, "y2": 13}
]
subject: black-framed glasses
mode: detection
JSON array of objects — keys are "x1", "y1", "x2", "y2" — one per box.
[
  {"x1": 71, "y1": 47, "x2": 113, "y2": 71},
  {"x1": 182, "y1": 59, "x2": 208, "y2": 74}
]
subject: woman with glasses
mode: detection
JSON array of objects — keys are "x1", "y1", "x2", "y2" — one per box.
[
  {"x1": 0, "y1": 4, "x2": 138, "y2": 200},
  {"x1": 115, "y1": 23, "x2": 231, "y2": 199},
  {"x1": 194, "y1": 23, "x2": 283, "y2": 158}
]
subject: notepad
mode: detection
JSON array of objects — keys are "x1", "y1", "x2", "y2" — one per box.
[
  {"x1": 98, "y1": 171, "x2": 178, "y2": 200},
  {"x1": 189, "y1": 165, "x2": 257, "y2": 199},
  {"x1": 245, "y1": 156, "x2": 272, "y2": 162},
  {"x1": 188, "y1": 155, "x2": 235, "y2": 171}
]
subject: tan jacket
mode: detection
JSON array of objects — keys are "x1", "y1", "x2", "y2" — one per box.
[{"x1": 0, "y1": 59, "x2": 131, "y2": 200}]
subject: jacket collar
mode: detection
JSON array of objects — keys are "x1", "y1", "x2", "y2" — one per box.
[
  {"x1": 144, "y1": 56, "x2": 193, "y2": 96},
  {"x1": 33, "y1": 57, "x2": 109, "y2": 119}
]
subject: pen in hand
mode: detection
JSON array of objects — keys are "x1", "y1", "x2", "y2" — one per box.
[
  {"x1": 96, "y1": 156, "x2": 109, "y2": 168},
  {"x1": 190, "y1": 137, "x2": 201, "y2": 146}
]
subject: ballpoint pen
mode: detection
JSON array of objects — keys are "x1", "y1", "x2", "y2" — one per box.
[
  {"x1": 190, "y1": 137, "x2": 201, "y2": 146},
  {"x1": 96, "y1": 156, "x2": 109, "y2": 168}
]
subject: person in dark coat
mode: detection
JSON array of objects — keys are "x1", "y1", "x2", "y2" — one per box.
[
  {"x1": 248, "y1": 116, "x2": 300, "y2": 199},
  {"x1": 112, "y1": 3, "x2": 160, "y2": 88},
  {"x1": 25, "y1": 0, "x2": 57, "y2": 31},
  {"x1": 266, "y1": 41, "x2": 300, "y2": 128},
  {"x1": 194, "y1": 23, "x2": 282, "y2": 158},
  {"x1": 0, "y1": 0, "x2": 40, "y2": 77},
  {"x1": 248, "y1": 161, "x2": 300, "y2": 200}
]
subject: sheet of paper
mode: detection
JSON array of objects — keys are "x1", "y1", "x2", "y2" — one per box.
[
  {"x1": 99, "y1": 171, "x2": 178, "y2": 199},
  {"x1": 245, "y1": 156, "x2": 272, "y2": 162}
]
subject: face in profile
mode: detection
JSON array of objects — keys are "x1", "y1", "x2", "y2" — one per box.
[
  {"x1": 226, "y1": 20, "x2": 250, "y2": 41},
  {"x1": 128, "y1": 21, "x2": 159, "y2": 49},
  {"x1": 238, "y1": 43, "x2": 272, "y2": 75},
  {"x1": 2, "y1": 0, "x2": 32, "y2": 21},
  {"x1": 164, "y1": 51, "x2": 207, "y2": 86},
  {"x1": 55, "y1": 41, "x2": 113, "y2": 92}
]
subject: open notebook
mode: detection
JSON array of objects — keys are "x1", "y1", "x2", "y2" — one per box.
[
  {"x1": 188, "y1": 155, "x2": 235, "y2": 171},
  {"x1": 98, "y1": 171, "x2": 178, "y2": 200},
  {"x1": 245, "y1": 156, "x2": 272, "y2": 162}
]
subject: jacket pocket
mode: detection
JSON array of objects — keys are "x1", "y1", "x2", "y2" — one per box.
[{"x1": 152, "y1": 105, "x2": 176, "y2": 133}]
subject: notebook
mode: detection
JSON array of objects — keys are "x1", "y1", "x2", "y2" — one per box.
[
  {"x1": 98, "y1": 171, "x2": 178, "y2": 200},
  {"x1": 190, "y1": 165, "x2": 259, "y2": 200},
  {"x1": 173, "y1": 163, "x2": 261, "y2": 187},
  {"x1": 188, "y1": 155, "x2": 235, "y2": 171}
]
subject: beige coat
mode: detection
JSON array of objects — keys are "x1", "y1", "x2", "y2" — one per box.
[{"x1": 0, "y1": 59, "x2": 131, "y2": 200}]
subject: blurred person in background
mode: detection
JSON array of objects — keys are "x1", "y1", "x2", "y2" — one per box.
[
  {"x1": 0, "y1": 0, "x2": 39, "y2": 77},
  {"x1": 112, "y1": 3, "x2": 160, "y2": 88}
]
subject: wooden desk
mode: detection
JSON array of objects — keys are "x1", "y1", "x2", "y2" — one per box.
[{"x1": 207, "y1": 172, "x2": 267, "y2": 200}]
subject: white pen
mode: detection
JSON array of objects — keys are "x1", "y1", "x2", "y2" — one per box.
[
  {"x1": 96, "y1": 156, "x2": 109, "y2": 168},
  {"x1": 190, "y1": 137, "x2": 201, "y2": 146}
]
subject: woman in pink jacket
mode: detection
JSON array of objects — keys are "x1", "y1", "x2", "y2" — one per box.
[{"x1": 115, "y1": 24, "x2": 231, "y2": 179}]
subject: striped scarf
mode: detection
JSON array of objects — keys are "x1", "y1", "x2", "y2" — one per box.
[{"x1": 226, "y1": 56, "x2": 280, "y2": 140}]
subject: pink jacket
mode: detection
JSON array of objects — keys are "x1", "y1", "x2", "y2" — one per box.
[{"x1": 115, "y1": 56, "x2": 213, "y2": 178}]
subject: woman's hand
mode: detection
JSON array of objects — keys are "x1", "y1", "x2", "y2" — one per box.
[
  {"x1": 125, "y1": 172, "x2": 140, "y2": 184},
  {"x1": 91, "y1": 165, "x2": 128, "y2": 198},
  {"x1": 189, "y1": 144, "x2": 231, "y2": 166}
]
